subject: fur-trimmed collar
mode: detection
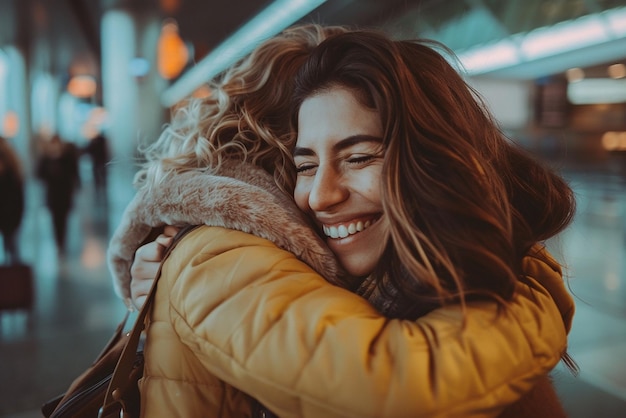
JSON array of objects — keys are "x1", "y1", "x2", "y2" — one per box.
[{"x1": 107, "y1": 161, "x2": 342, "y2": 305}]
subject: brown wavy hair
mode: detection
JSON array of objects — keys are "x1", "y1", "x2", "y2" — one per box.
[
  {"x1": 136, "y1": 24, "x2": 348, "y2": 194},
  {"x1": 290, "y1": 30, "x2": 576, "y2": 313}
]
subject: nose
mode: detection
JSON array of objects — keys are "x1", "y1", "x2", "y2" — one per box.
[{"x1": 308, "y1": 164, "x2": 349, "y2": 212}]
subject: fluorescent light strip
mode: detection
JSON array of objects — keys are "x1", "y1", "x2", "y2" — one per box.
[
  {"x1": 161, "y1": 0, "x2": 327, "y2": 107},
  {"x1": 459, "y1": 6, "x2": 626, "y2": 76},
  {"x1": 607, "y1": 6, "x2": 626, "y2": 36},
  {"x1": 457, "y1": 39, "x2": 521, "y2": 73},
  {"x1": 520, "y1": 15, "x2": 610, "y2": 60},
  {"x1": 0, "y1": 48, "x2": 8, "y2": 80}
]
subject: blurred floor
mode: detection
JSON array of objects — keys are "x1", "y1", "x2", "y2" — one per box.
[{"x1": 1, "y1": 158, "x2": 626, "y2": 417}]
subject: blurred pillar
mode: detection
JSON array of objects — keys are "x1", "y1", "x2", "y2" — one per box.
[
  {"x1": 2, "y1": 47, "x2": 30, "y2": 172},
  {"x1": 0, "y1": 0, "x2": 33, "y2": 175},
  {"x1": 100, "y1": 7, "x2": 167, "y2": 225}
]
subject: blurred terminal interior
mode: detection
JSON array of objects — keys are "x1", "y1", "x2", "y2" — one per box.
[
  {"x1": 1, "y1": 0, "x2": 626, "y2": 183},
  {"x1": 1, "y1": 0, "x2": 626, "y2": 417}
]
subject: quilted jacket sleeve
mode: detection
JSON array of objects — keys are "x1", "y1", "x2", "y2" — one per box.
[{"x1": 164, "y1": 226, "x2": 569, "y2": 418}]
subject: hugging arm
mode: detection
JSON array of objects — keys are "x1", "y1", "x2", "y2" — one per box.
[
  {"x1": 108, "y1": 167, "x2": 339, "y2": 306},
  {"x1": 128, "y1": 226, "x2": 179, "y2": 307},
  {"x1": 163, "y1": 227, "x2": 570, "y2": 418}
]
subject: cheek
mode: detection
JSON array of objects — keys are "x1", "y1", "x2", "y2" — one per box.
[
  {"x1": 293, "y1": 181, "x2": 309, "y2": 212},
  {"x1": 367, "y1": 183, "x2": 382, "y2": 204},
  {"x1": 359, "y1": 168, "x2": 383, "y2": 204}
]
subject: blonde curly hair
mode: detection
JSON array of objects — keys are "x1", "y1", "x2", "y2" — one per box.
[{"x1": 135, "y1": 24, "x2": 349, "y2": 195}]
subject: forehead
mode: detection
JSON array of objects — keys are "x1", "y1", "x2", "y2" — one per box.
[{"x1": 296, "y1": 86, "x2": 382, "y2": 148}]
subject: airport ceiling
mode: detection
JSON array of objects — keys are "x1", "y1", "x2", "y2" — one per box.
[{"x1": 1, "y1": 0, "x2": 625, "y2": 85}]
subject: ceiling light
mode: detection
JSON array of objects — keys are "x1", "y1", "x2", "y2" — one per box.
[
  {"x1": 458, "y1": 39, "x2": 520, "y2": 74},
  {"x1": 157, "y1": 19, "x2": 189, "y2": 80},
  {"x1": 128, "y1": 57, "x2": 150, "y2": 78},
  {"x1": 460, "y1": 7, "x2": 626, "y2": 76},
  {"x1": 608, "y1": 63, "x2": 626, "y2": 79},
  {"x1": 602, "y1": 131, "x2": 626, "y2": 151},
  {"x1": 0, "y1": 49, "x2": 7, "y2": 80},
  {"x1": 67, "y1": 75, "x2": 97, "y2": 98},
  {"x1": 2, "y1": 111, "x2": 20, "y2": 138},
  {"x1": 565, "y1": 68, "x2": 585, "y2": 82},
  {"x1": 520, "y1": 15, "x2": 610, "y2": 60},
  {"x1": 607, "y1": 6, "x2": 626, "y2": 37}
]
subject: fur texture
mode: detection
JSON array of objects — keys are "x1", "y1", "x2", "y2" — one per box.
[{"x1": 108, "y1": 161, "x2": 342, "y2": 303}]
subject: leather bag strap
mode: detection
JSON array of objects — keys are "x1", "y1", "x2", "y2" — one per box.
[{"x1": 99, "y1": 225, "x2": 200, "y2": 418}]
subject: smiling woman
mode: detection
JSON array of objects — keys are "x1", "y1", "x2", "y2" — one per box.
[
  {"x1": 108, "y1": 24, "x2": 575, "y2": 417},
  {"x1": 289, "y1": 31, "x2": 576, "y2": 319}
]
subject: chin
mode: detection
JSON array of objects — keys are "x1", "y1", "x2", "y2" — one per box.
[{"x1": 341, "y1": 260, "x2": 375, "y2": 278}]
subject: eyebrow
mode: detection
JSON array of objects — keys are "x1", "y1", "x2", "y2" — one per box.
[{"x1": 293, "y1": 135, "x2": 383, "y2": 157}]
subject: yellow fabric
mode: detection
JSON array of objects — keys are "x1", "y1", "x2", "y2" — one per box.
[{"x1": 140, "y1": 226, "x2": 572, "y2": 418}]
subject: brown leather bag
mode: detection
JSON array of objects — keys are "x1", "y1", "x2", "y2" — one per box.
[
  {"x1": 41, "y1": 310, "x2": 143, "y2": 418},
  {"x1": 0, "y1": 263, "x2": 34, "y2": 311},
  {"x1": 41, "y1": 225, "x2": 198, "y2": 418}
]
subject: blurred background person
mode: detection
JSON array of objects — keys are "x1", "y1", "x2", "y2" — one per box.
[
  {"x1": 83, "y1": 130, "x2": 110, "y2": 199},
  {"x1": 0, "y1": 135, "x2": 25, "y2": 264},
  {"x1": 36, "y1": 134, "x2": 80, "y2": 257}
]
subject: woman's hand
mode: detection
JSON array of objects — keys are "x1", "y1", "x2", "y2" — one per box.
[{"x1": 130, "y1": 225, "x2": 180, "y2": 308}]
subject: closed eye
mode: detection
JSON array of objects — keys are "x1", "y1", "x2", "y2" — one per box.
[
  {"x1": 296, "y1": 163, "x2": 317, "y2": 175},
  {"x1": 347, "y1": 155, "x2": 375, "y2": 165}
]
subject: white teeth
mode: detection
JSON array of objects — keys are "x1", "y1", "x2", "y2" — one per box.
[{"x1": 323, "y1": 219, "x2": 375, "y2": 239}]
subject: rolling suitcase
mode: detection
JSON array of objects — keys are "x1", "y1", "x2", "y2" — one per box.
[{"x1": 0, "y1": 263, "x2": 35, "y2": 311}]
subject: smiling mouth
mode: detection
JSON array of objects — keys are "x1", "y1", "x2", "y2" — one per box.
[{"x1": 322, "y1": 216, "x2": 380, "y2": 239}]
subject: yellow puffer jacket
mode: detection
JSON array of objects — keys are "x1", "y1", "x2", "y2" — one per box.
[{"x1": 140, "y1": 225, "x2": 573, "y2": 418}]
